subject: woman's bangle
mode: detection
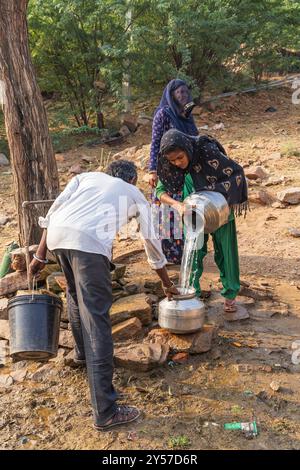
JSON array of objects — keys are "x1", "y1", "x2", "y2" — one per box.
[{"x1": 33, "y1": 253, "x2": 49, "y2": 264}]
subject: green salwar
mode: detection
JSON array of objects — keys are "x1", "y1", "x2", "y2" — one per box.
[{"x1": 156, "y1": 174, "x2": 240, "y2": 299}]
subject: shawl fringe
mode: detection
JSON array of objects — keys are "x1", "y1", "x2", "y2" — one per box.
[{"x1": 231, "y1": 200, "x2": 250, "y2": 218}]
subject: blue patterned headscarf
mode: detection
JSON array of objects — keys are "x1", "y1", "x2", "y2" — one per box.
[{"x1": 155, "y1": 79, "x2": 198, "y2": 135}]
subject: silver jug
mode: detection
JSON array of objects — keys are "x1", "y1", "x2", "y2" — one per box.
[
  {"x1": 184, "y1": 191, "x2": 230, "y2": 234},
  {"x1": 158, "y1": 288, "x2": 205, "y2": 334}
]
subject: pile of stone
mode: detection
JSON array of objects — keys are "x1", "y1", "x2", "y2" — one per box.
[{"x1": 0, "y1": 245, "x2": 216, "y2": 374}]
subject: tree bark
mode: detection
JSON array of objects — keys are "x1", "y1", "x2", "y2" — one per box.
[{"x1": 0, "y1": 0, "x2": 59, "y2": 246}]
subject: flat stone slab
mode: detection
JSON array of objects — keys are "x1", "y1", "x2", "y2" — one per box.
[
  {"x1": 0, "y1": 271, "x2": 28, "y2": 296},
  {"x1": 0, "y1": 320, "x2": 10, "y2": 340},
  {"x1": 0, "y1": 298, "x2": 8, "y2": 320},
  {"x1": 59, "y1": 329, "x2": 74, "y2": 349},
  {"x1": 110, "y1": 293, "x2": 152, "y2": 326},
  {"x1": 114, "y1": 343, "x2": 169, "y2": 371},
  {"x1": 223, "y1": 305, "x2": 250, "y2": 322},
  {"x1": 112, "y1": 317, "x2": 142, "y2": 341},
  {"x1": 277, "y1": 187, "x2": 300, "y2": 204},
  {"x1": 145, "y1": 325, "x2": 216, "y2": 354}
]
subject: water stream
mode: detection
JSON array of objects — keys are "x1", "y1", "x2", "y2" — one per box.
[{"x1": 179, "y1": 209, "x2": 204, "y2": 294}]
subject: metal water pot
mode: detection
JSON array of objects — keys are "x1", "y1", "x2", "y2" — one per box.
[
  {"x1": 158, "y1": 288, "x2": 205, "y2": 334},
  {"x1": 183, "y1": 191, "x2": 230, "y2": 234}
]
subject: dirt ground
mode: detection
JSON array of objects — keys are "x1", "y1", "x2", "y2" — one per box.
[{"x1": 0, "y1": 86, "x2": 300, "y2": 450}]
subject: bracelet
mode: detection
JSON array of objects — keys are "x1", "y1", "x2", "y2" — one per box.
[{"x1": 33, "y1": 253, "x2": 49, "y2": 264}]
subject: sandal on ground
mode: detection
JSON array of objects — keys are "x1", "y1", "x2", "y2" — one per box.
[
  {"x1": 199, "y1": 290, "x2": 212, "y2": 300},
  {"x1": 94, "y1": 405, "x2": 141, "y2": 431},
  {"x1": 224, "y1": 299, "x2": 237, "y2": 313}
]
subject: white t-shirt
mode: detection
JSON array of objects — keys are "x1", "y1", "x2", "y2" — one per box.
[{"x1": 39, "y1": 172, "x2": 167, "y2": 270}]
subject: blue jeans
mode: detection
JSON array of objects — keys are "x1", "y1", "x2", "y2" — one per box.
[{"x1": 54, "y1": 249, "x2": 118, "y2": 425}]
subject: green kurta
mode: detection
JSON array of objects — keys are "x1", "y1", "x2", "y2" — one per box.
[{"x1": 155, "y1": 175, "x2": 240, "y2": 299}]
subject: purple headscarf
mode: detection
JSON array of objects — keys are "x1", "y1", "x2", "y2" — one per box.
[{"x1": 155, "y1": 79, "x2": 198, "y2": 136}]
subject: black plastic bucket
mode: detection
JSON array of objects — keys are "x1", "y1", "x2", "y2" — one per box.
[{"x1": 8, "y1": 294, "x2": 62, "y2": 360}]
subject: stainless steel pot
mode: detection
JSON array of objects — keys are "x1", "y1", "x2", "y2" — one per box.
[
  {"x1": 158, "y1": 288, "x2": 205, "y2": 334},
  {"x1": 184, "y1": 191, "x2": 230, "y2": 234}
]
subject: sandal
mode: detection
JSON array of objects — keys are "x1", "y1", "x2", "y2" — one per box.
[
  {"x1": 94, "y1": 405, "x2": 140, "y2": 431},
  {"x1": 199, "y1": 290, "x2": 212, "y2": 300},
  {"x1": 224, "y1": 299, "x2": 237, "y2": 313}
]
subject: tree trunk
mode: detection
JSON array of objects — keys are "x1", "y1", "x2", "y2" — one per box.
[{"x1": 0, "y1": 0, "x2": 59, "y2": 246}]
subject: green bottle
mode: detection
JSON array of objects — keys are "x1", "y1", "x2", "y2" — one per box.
[
  {"x1": 0, "y1": 241, "x2": 19, "y2": 278},
  {"x1": 224, "y1": 421, "x2": 258, "y2": 436}
]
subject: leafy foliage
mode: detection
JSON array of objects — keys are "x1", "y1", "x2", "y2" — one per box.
[{"x1": 27, "y1": 0, "x2": 300, "y2": 126}]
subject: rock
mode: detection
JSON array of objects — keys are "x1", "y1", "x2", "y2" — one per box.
[
  {"x1": 110, "y1": 294, "x2": 152, "y2": 326},
  {"x1": 121, "y1": 113, "x2": 138, "y2": 133},
  {"x1": 38, "y1": 264, "x2": 61, "y2": 282},
  {"x1": 0, "y1": 271, "x2": 28, "y2": 296},
  {"x1": 266, "y1": 214, "x2": 278, "y2": 221},
  {"x1": 270, "y1": 380, "x2": 281, "y2": 392},
  {"x1": 223, "y1": 305, "x2": 250, "y2": 322},
  {"x1": 212, "y1": 122, "x2": 225, "y2": 131},
  {"x1": 54, "y1": 274, "x2": 67, "y2": 291},
  {"x1": 0, "y1": 154, "x2": 9, "y2": 166},
  {"x1": 0, "y1": 374, "x2": 13, "y2": 388},
  {"x1": 0, "y1": 320, "x2": 9, "y2": 340},
  {"x1": 63, "y1": 349, "x2": 86, "y2": 368},
  {"x1": 268, "y1": 152, "x2": 281, "y2": 161},
  {"x1": 239, "y1": 285, "x2": 273, "y2": 301},
  {"x1": 9, "y1": 245, "x2": 38, "y2": 273},
  {"x1": 117, "y1": 219, "x2": 139, "y2": 241},
  {"x1": 249, "y1": 190, "x2": 276, "y2": 205},
  {"x1": 145, "y1": 294, "x2": 159, "y2": 305},
  {"x1": 0, "y1": 340, "x2": 9, "y2": 367},
  {"x1": 270, "y1": 302, "x2": 289, "y2": 316},
  {"x1": 288, "y1": 228, "x2": 300, "y2": 238},
  {"x1": 30, "y1": 364, "x2": 55, "y2": 382},
  {"x1": 277, "y1": 188, "x2": 300, "y2": 204},
  {"x1": 112, "y1": 317, "x2": 142, "y2": 341},
  {"x1": 55, "y1": 154, "x2": 65, "y2": 163},
  {"x1": 265, "y1": 106, "x2": 277, "y2": 113},
  {"x1": 235, "y1": 296, "x2": 255, "y2": 306},
  {"x1": 124, "y1": 282, "x2": 143, "y2": 295},
  {"x1": 111, "y1": 264, "x2": 126, "y2": 281},
  {"x1": 172, "y1": 352, "x2": 189, "y2": 364},
  {"x1": 69, "y1": 164, "x2": 84, "y2": 175},
  {"x1": 233, "y1": 364, "x2": 272, "y2": 373},
  {"x1": 59, "y1": 329, "x2": 74, "y2": 349},
  {"x1": 137, "y1": 116, "x2": 152, "y2": 127},
  {"x1": 10, "y1": 369, "x2": 27, "y2": 383},
  {"x1": 264, "y1": 176, "x2": 289, "y2": 187},
  {"x1": 0, "y1": 298, "x2": 8, "y2": 320},
  {"x1": 119, "y1": 125, "x2": 131, "y2": 137},
  {"x1": 46, "y1": 272, "x2": 65, "y2": 294},
  {"x1": 144, "y1": 274, "x2": 178, "y2": 298},
  {"x1": 228, "y1": 143, "x2": 240, "y2": 150},
  {"x1": 245, "y1": 166, "x2": 269, "y2": 180},
  {"x1": 114, "y1": 343, "x2": 169, "y2": 371},
  {"x1": 145, "y1": 325, "x2": 216, "y2": 354},
  {"x1": 112, "y1": 290, "x2": 128, "y2": 302},
  {"x1": 271, "y1": 201, "x2": 287, "y2": 209},
  {"x1": 113, "y1": 248, "x2": 144, "y2": 264},
  {"x1": 0, "y1": 215, "x2": 9, "y2": 226}
]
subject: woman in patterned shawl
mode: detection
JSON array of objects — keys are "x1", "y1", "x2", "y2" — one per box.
[
  {"x1": 157, "y1": 128, "x2": 249, "y2": 318},
  {"x1": 148, "y1": 79, "x2": 198, "y2": 264}
]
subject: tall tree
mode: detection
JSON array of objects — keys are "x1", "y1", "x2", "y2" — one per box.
[{"x1": 0, "y1": 0, "x2": 59, "y2": 246}]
